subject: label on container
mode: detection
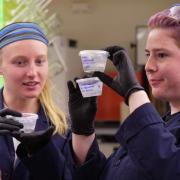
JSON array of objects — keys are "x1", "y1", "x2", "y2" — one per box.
[{"x1": 76, "y1": 77, "x2": 103, "y2": 97}]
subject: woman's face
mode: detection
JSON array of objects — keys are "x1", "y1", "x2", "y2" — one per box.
[
  {"x1": 0, "y1": 40, "x2": 48, "y2": 99},
  {"x1": 145, "y1": 28, "x2": 180, "y2": 102}
]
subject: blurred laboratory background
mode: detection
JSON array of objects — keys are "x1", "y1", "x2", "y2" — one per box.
[{"x1": 1, "y1": 0, "x2": 176, "y2": 156}]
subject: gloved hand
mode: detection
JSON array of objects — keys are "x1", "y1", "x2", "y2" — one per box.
[
  {"x1": 12, "y1": 126, "x2": 54, "y2": 154},
  {"x1": 67, "y1": 79, "x2": 97, "y2": 136},
  {"x1": 0, "y1": 108, "x2": 23, "y2": 135},
  {"x1": 94, "y1": 46, "x2": 144, "y2": 104}
]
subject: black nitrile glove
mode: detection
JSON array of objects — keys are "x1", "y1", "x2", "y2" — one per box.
[
  {"x1": 12, "y1": 126, "x2": 54, "y2": 155},
  {"x1": 0, "y1": 108, "x2": 23, "y2": 135},
  {"x1": 94, "y1": 46, "x2": 144, "y2": 104},
  {"x1": 67, "y1": 79, "x2": 97, "y2": 136}
]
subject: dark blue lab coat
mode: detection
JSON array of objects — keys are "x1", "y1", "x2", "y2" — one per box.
[
  {"x1": 0, "y1": 89, "x2": 73, "y2": 180},
  {"x1": 75, "y1": 103, "x2": 180, "y2": 180}
]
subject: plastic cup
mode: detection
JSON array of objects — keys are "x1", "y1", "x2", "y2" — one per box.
[
  {"x1": 7, "y1": 113, "x2": 38, "y2": 133},
  {"x1": 76, "y1": 77, "x2": 103, "y2": 97},
  {"x1": 79, "y1": 50, "x2": 109, "y2": 73}
]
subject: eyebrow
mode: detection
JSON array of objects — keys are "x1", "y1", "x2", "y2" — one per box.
[
  {"x1": 145, "y1": 48, "x2": 169, "y2": 52},
  {"x1": 11, "y1": 54, "x2": 47, "y2": 61},
  {"x1": 12, "y1": 55, "x2": 27, "y2": 59},
  {"x1": 36, "y1": 55, "x2": 47, "y2": 59}
]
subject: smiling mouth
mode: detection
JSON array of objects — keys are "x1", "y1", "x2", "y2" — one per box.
[
  {"x1": 150, "y1": 79, "x2": 162, "y2": 86},
  {"x1": 23, "y1": 82, "x2": 39, "y2": 86}
]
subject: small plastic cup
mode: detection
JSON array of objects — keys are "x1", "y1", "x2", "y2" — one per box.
[
  {"x1": 7, "y1": 113, "x2": 38, "y2": 133},
  {"x1": 79, "y1": 50, "x2": 109, "y2": 73},
  {"x1": 76, "y1": 77, "x2": 103, "y2": 97}
]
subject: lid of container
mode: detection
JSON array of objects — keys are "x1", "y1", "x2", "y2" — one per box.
[{"x1": 79, "y1": 50, "x2": 109, "y2": 56}]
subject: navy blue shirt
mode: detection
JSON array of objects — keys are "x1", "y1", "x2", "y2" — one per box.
[
  {"x1": 0, "y1": 89, "x2": 73, "y2": 180},
  {"x1": 75, "y1": 103, "x2": 180, "y2": 180}
]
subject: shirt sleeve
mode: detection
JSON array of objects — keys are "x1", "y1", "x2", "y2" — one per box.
[
  {"x1": 71, "y1": 138, "x2": 107, "y2": 180},
  {"x1": 116, "y1": 103, "x2": 180, "y2": 180}
]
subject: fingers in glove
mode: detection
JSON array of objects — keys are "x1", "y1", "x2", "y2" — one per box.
[
  {"x1": 19, "y1": 126, "x2": 54, "y2": 141},
  {"x1": 0, "y1": 118, "x2": 23, "y2": 131},
  {"x1": 0, "y1": 108, "x2": 22, "y2": 117},
  {"x1": 113, "y1": 49, "x2": 130, "y2": 67},
  {"x1": 0, "y1": 130, "x2": 11, "y2": 135},
  {"x1": 74, "y1": 78, "x2": 81, "y2": 92},
  {"x1": 74, "y1": 77, "x2": 80, "y2": 82},
  {"x1": 93, "y1": 71, "x2": 122, "y2": 95},
  {"x1": 93, "y1": 71, "x2": 114, "y2": 87},
  {"x1": 0, "y1": 123, "x2": 22, "y2": 131},
  {"x1": 67, "y1": 77, "x2": 81, "y2": 93},
  {"x1": 104, "y1": 46, "x2": 125, "y2": 60},
  {"x1": 0, "y1": 117, "x2": 23, "y2": 128},
  {"x1": 67, "y1": 81, "x2": 76, "y2": 94}
]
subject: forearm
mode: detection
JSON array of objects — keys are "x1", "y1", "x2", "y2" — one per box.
[
  {"x1": 72, "y1": 133, "x2": 95, "y2": 165},
  {"x1": 128, "y1": 90, "x2": 150, "y2": 114}
]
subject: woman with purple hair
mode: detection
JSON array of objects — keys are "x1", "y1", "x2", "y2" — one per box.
[{"x1": 68, "y1": 4, "x2": 180, "y2": 180}]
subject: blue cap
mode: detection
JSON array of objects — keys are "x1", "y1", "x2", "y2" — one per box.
[{"x1": 0, "y1": 22, "x2": 49, "y2": 49}]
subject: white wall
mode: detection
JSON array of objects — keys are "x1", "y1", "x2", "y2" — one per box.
[
  {"x1": 49, "y1": 37, "x2": 83, "y2": 114},
  {"x1": 48, "y1": 0, "x2": 176, "y2": 57}
]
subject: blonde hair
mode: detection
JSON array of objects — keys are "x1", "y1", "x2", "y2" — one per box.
[{"x1": 39, "y1": 79, "x2": 68, "y2": 135}]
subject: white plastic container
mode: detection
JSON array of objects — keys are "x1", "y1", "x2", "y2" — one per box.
[
  {"x1": 76, "y1": 77, "x2": 103, "y2": 97},
  {"x1": 79, "y1": 50, "x2": 109, "y2": 73},
  {"x1": 7, "y1": 113, "x2": 38, "y2": 133}
]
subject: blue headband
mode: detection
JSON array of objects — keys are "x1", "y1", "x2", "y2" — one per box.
[{"x1": 0, "y1": 22, "x2": 49, "y2": 49}]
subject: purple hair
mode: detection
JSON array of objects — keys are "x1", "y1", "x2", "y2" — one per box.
[{"x1": 148, "y1": 6, "x2": 180, "y2": 47}]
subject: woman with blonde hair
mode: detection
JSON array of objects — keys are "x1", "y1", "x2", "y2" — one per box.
[{"x1": 0, "y1": 22, "x2": 72, "y2": 180}]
